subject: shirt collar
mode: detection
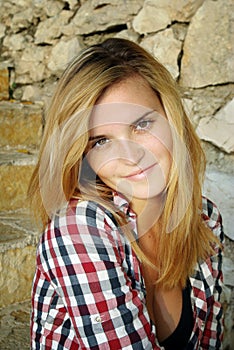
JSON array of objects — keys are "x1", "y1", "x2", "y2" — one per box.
[
  {"x1": 112, "y1": 191, "x2": 137, "y2": 220},
  {"x1": 112, "y1": 191, "x2": 138, "y2": 241}
]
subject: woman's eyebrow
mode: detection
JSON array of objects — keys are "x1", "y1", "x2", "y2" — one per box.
[
  {"x1": 89, "y1": 134, "x2": 106, "y2": 142},
  {"x1": 131, "y1": 109, "x2": 156, "y2": 125}
]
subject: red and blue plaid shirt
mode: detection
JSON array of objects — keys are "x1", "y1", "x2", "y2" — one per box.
[{"x1": 31, "y1": 194, "x2": 224, "y2": 349}]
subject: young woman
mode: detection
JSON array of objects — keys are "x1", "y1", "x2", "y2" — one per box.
[{"x1": 29, "y1": 38, "x2": 224, "y2": 349}]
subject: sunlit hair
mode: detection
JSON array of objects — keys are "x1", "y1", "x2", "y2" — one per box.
[{"x1": 28, "y1": 38, "x2": 219, "y2": 289}]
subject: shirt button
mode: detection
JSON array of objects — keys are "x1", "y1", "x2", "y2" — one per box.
[{"x1": 95, "y1": 316, "x2": 102, "y2": 323}]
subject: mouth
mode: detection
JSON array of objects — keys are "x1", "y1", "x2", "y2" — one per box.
[{"x1": 124, "y1": 163, "x2": 157, "y2": 180}]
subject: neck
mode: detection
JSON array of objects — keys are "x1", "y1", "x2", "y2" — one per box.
[{"x1": 131, "y1": 194, "x2": 166, "y2": 238}]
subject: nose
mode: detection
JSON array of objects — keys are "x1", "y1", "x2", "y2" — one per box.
[{"x1": 116, "y1": 139, "x2": 145, "y2": 165}]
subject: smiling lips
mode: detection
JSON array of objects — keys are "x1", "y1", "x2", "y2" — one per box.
[{"x1": 125, "y1": 163, "x2": 158, "y2": 181}]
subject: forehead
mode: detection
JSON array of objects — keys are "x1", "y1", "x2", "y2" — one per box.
[
  {"x1": 89, "y1": 103, "x2": 155, "y2": 129},
  {"x1": 89, "y1": 75, "x2": 165, "y2": 129}
]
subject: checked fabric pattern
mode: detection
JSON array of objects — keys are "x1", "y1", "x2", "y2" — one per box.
[{"x1": 31, "y1": 194, "x2": 224, "y2": 349}]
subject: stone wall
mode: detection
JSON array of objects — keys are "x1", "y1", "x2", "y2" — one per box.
[{"x1": 0, "y1": 0, "x2": 233, "y2": 348}]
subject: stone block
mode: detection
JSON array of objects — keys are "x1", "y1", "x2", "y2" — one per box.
[
  {"x1": 47, "y1": 37, "x2": 84, "y2": 75},
  {"x1": 0, "y1": 151, "x2": 37, "y2": 211},
  {"x1": 141, "y1": 28, "x2": 182, "y2": 78},
  {"x1": 203, "y1": 168, "x2": 234, "y2": 240},
  {"x1": 0, "y1": 65, "x2": 9, "y2": 100},
  {"x1": 180, "y1": 0, "x2": 233, "y2": 87},
  {"x1": 72, "y1": 0, "x2": 143, "y2": 35},
  {"x1": 0, "y1": 301, "x2": 31, "y2": 350},
  {"x1": 0, "y1": 101, "x2": 43, "y2": 148},
  {"x1": 0, "y1": 212, "x2": 39, "y2": 308},
  {"x1": 197, "y1": 98, "x2": 234, "y2": 154}
]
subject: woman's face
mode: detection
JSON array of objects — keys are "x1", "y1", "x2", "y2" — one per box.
[{"x1": 86, "y1": 75, "x2": 173, "y2": 208}]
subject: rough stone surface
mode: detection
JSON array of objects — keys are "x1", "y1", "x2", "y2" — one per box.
[
  {"x1": 33, "y1": 0, "x2": 64, "y2": 17},
  {"x1": 34, "y1": 10, "x2": 73, "y2": 45},
  {"x1": 133, "y1": 0, "x2": 171, "y2": 34},
  {"x1": 0, "y1": 244, "x2": 36, "y2": 307},
  {"x1": 203, "y1": 169, "x2": 234, "y2": 347},
  {"x1": 0, "y1": 64, "x2": 9, "y2": 100},
  {"x1": 182, "y1": 85, "x2": 234, "y2": 125},
  {"x1": 203, "y1": 169, "x2": 234, "y2": 240},
  {"x1": 0, "y1": 101, "x2": 43, "y2": 148},
  {"x1": 21, "y1": 81, "x2": 58, "y2": 111},
  {"x1": 11, "y1": 7, "x2": 34, "y2": 31},
  {"x1": 0, "y1": 211, "x2": 39, "y2": 308},
  {"x1": 72, "y1": 0, "x2": 144, "y2": 35},
  {"x1": 0, "y1": 151, "x2": 36, "y2": 211},
  {"x1": 47, "y1": 37, "x2": 84, "y2": 75},
  {"x1": 196, "y1": 98, "x2": 234, "y2": 154},
  {"x1": 133, "y1": 0, "x2": 205, "y2": 35},
  {"x1": 114, "y1": 29, "x2": 140, "y2": 42},
  {"x1": 0, "y1": 23, "x2": 6, "y2": 38},
  {"x1": 164, "y1": 0, "x2": 205, "y2": 22},
  {"x1": 223, "y1": 290, "x2": 234, "y2": 350},
  {"x1": 3, "y1": 33, "x2": 26, "y2": 51},
  {"x1": 14, "y1": 44, "x2": 50, "y2": 84},
  {"x1": 141, "y1": 28, "x2": 182, "y2": 78},
  {"x1": 180, "y1": 0, "x2": 234, "y2": 87},
  {"x1": 221, "y1": 235, "x2": 234, "y2": 349},
  {"x1": 201, "y1": 141, "x2": 234, "y2": 175},
  {"x1": 0, "y1": 300, "x2": 31, "y2": 350}
]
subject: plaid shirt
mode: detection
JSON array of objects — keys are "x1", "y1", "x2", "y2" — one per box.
[{"x1": 31, "y1": 194, "x2": 224, "y2": 349}]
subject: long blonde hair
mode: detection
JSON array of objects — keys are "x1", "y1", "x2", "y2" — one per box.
[{"x1": 28, "y1": 38, "x2": 218, "y2": 288}]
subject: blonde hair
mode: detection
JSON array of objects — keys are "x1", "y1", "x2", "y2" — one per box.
[{"x1": 28, "y1": 38, "x2": 218, "y2": 289}]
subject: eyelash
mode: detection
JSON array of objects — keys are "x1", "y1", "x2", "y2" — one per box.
[
  {"x1": 133, "y1": 119, "x2": 154, "y2": 132},
  {"x1": 91, "y1": 118, "x2": 155, "y2": 149},
  {"x1": 91, "y1": 137, "x2": 110, "y2": 149}
]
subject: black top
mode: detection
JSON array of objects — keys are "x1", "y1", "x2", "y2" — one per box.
[{"x1": 159, "y1": 281, "x2": 194, "y2": 349}]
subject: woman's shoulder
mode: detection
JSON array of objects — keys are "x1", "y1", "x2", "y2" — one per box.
[
  {"x1": 38, "y1": 198, "x2": 128, "y2": 267},
  {"x1": 68, "y1": 197, "x2": 117, "y2": 225},
  {"x1": 201, "y1": 196, "x2": 224, "y2": 244},
  {"x1": 46, "y1": 197, "x2": 119, "y2": 237},
  {"x1": 39, "y1": 198, "x2": 117, "y2": 246}
]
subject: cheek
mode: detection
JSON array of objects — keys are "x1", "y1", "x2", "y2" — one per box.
[
  {"x1": 146, "y1": 136, "x2": 172, "y2": 176},
  {"x1": 144, "y1": 137, "x2": 166, "y2": 157},
  {"x1": 88, "y1": 153, "x2": 117, "y2": 179},
  {"x1": 86, "y1": 151, "x2": 104, "y2": 174}
]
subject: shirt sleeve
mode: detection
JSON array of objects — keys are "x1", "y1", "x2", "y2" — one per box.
[
  {"x1": 200, "y1": 197, "x2": 224, "y2": 348},
  {"x1": 35, "y1": 200, "x2": 158, "y2": 349}
]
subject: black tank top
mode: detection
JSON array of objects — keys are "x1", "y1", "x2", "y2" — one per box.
[{"x1": 159, "y1": 281, "x2": 194, "y2": 349}]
